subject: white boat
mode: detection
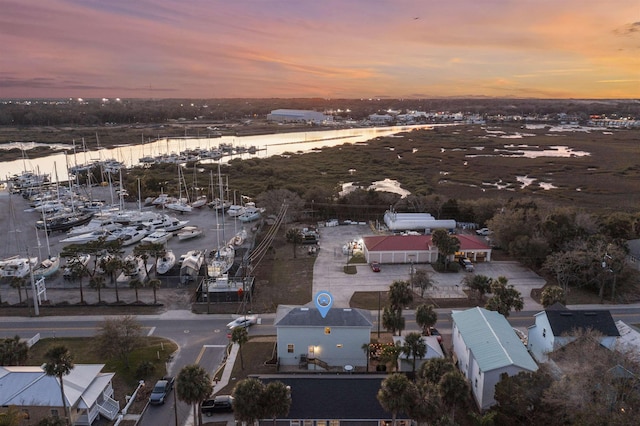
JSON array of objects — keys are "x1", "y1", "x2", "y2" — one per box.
[
  {"x1": 177, "y1": 226, "x2": 203, "y2": 241},
  {"x1": 237, "y1": 203, "x2": 264, "y2": 223},
  {"x1": 113, "y1": 226, "x2": 148, "y2": 246},
  {"x1": 156, "y1": 250, "x2": 176, "y2": 275},
  {"x1": 62, "y1": 254, "x2": 91, "y2": 278},
  {"x1": 0, "y1": 256, "x2": 38, "y2": 279},
  {"x1": 32, "y1": 256, "x2": 61, "y2": 279},
  {"x1": 179, "y1": 249, "x2": 205, "y2": 283},
  {"x1": 207, "y1": 198, "x2": 231, "y2": 211},
  {"x1": 207, "y1": 244, "x2": 235, "y2": 278},
  {"x1": 189, "y1": 195, "x2": 208, "y2": 209},
  {"x1": 142, "y1": 214, "x2": 189, "y2": 232},
  {"x1": 226, "y1": 205, "x2": 245, "y2": 217},
  {"x1": 152, "y1": 193, "x2": 175, "y2": 206},
  {"x1": 230, "y1": 229, "x2": 247, "y2": 246},
  {"x1": 166, "y1": 199, "x2": 193, "y2": 213},
  {"x1": 142, "y1": 230, "x2": 173, "y2": 245},
  {"x1": 67, "y1": 218, "x2": 123, "y2": 236},
  {"x1": 60, "y1": 228, "x2": 119, "y2": 244},
  {"x1": 117, "y1": 255, "x2": 146, "y2": 283},
  {"x1": 97, "y1": 209, "x2": 158, "y2": 226}
]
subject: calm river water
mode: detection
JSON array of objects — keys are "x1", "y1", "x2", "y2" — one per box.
[{"x1": 2, "y1": 124, "x2": 439, "y2": 182}]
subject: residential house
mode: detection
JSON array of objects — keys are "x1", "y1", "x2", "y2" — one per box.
[
  {"x1": 274, "y1": 305, "x2": 372, "y2": 370},
  {"x1": 451, "y1": 307, "x2": 538, "y2": 410},
  {"x1": 362, "y1": 234, "x2": 491, "y2": 265},
  {"x1": 256, "y1": 375, "x2": 409, "y2": 426},
  {"x1": 527, "y1": 303, "x2": 620, "y2": 362},
  {"x1": 0, "y1": 364, "x2": 119, "y2": 426},
  {"x1": 393, "y1": 334, "x2": 444, "y2": 372}
]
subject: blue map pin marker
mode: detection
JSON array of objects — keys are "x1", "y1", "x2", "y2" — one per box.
[{"x1": 314, "y1": 290, "x2": 333, "y2": 318}]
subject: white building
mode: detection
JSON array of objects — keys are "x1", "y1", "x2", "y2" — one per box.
[
  {"x1": 451, "y1": 307, "x2": 538, "y2": 410},
  {"x1": 266, "y1": 109, "x2": 330, "y2": 124},
  {"x1": 274, "y1": 305, "x2": 372, "y2": 370},
  {"x1": 527, "y1": 303, "x2": 620, "y2": 363},
  {"x1": 393, "y1": 334, "x2": 444, "y2": 372}
]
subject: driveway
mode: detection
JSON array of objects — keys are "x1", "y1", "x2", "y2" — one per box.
[{"x1": 313, "y1": 224, "x2": 544, "y2": 310}]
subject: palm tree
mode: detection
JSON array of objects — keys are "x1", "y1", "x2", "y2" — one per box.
[
  {"x1": 401, "y1": 332, "x2": 427, "y2": 374},
  {"x1": 285, "y1": 228, "x2": 303, "y2": 258},
  {"x1": 89, "y1": 275, "x2": 106, "y2": 303},
  {"x1": 379, "y1": 343, "x2": 402, "y2": 372},
  {"x1": 418, "y1": 358, "x2": 455, "y2": 384},
  {"x1": 9, "y1": 276, "x2": 25, "y2": 304},
  {"x1": 415, "y1": 304, "x2": 438, "y2": 335},
  {"x1": 0, "y1": 335, "x2": 29, "y2": 366},
  {"x1": 388, "y1": 280, "x2": 413, "y2": 310},
  {"x1": 377, "y1": 373, "x2": 416, "y2": 426},
  {"x1": 438, "y1": 370, "x2": 469, "y2": 421},
  {"x1": 261, "y1": 381, "x2": 291, "y2": 426},
  {"x1": 148, "y1": 278, "x2": 162, "y2": 304},
  {"x1": 362, "y1": 343, "x2": 371, "y2": 372},
  {"x1": 410, "y1": 269, "x2": 435, "y2": 297},
  {"x1": 231, "y1": 327, "x2": 249, "y2": 370},
  {"x1": 382, "y1": 306, "x2": 405, "y2": 336},
  {"x1": 129, "y1": 278, "x2": 143, "y2": 303},
  {"x1": 176, "y1": 364, "x2": 213, "y2": 426},
  {"x1": 233, "y1": 378, "x2": 266, "y2": 425},
  {"x1": 43, "y1": 345, "x2": 74, "y2": 426},
  {"x1": 431, "y1": 229, "x2": 460, "y2": 270},
  {"x1": 0, "y1": 405, "x2": 27, "y2": 425}
]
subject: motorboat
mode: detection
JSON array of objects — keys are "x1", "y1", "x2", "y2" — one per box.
[
  {"x1": 177, "y1": 226, "x2": 203, "y2": 241},
  {"x1": 226, "y1": 205, "x2": 245, "y2": 218},
  {"x1": 142, "y1": 214, "x2": 188, "y2": 232},
  {"x1": 60, "y1": 228, "x2": 119, "y2": 244},
  {"x1": 0, "y1": 256, "x2": 38, "y2": 279},
  {"x1": 32, "y1": 255, "x2": 61, "y2": 279},
  {"x1": 152, "y1": 193, "x2": 176, "y2": 206},
  {"x1": 36, "y1": 211, "x2": 94, "y2": 233},
  {"x1": 97, "y1": 209, "x2": 158, "y2": 226},
  {"x1": 62, "y1": 254, "x2": 91, "y2": 278},
  {"x1": 142, "y1": 230, "x2": 173, "y2": 245},
  {"x1": 207, "y1": 198, "x2": 231, "y2": 211},
  {"x1": 66, "y1": 218, "x2": 123, "y2": 236},
  {"x1": 229, "y1": 229, "x2": 247, "y2": 246},
  {"x1": 156, "y1": 250, "x2": 176, "y2": 275},
  {"x1": 237, "y1": 202, "x2": 264, "y2": 223},
  {"x1": 117, "y1": 255, "x2": 146, "y2": 283},
  {"x1": 179, "y1": 249, "x2": 205, "y2": 283},
  {"x1": 113, "y1": 226, "x2": 149, "y2": 246},
  {"x1": 166, "y1": 198, "x2": 193, "y2": 213},
  {"x1": 207, "y1": 244, "x2": 235, "y2": 278},
  {"x1": 189, "y1": 195, "x2": 208, "y2": 209}
]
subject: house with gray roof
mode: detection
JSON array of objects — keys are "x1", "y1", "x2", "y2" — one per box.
[
  {"x1": 393, "y1": 334, "x2": 444, "y2": 372},
  {"x1": 527, "y1": 303, "x2": 620, "y2": 362},
  {"x1": 274, "y1": 305, "x2": 372, "y2": 370},
  {"x1": 0, "y1": 364, "x2": 119, "y2": 426},
  {"x1": 451, "y1": 307, "x2": 538, "y2": 410}
]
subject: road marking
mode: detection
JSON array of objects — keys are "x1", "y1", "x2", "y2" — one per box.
[{"x1": 147, "y1": 326, "x2": 156, "y2": 336}]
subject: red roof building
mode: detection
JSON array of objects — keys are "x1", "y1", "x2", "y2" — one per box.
[{"x1": 362, "y1": 234, "x2": 491, "y2": 264}]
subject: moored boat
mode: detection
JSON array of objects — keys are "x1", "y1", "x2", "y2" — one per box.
[
  {"x1": 32, "y1": 256, "x2": 60, "y2": 279},
  {"x1": 141, "y1": 230, "x2": 173, "y2": 245},
  {"x1": 0, "y1": 256, "x2": 38, "y2": 279},
  {"x1": 207, "y1": 244, "x2": 235, "y2": 278},
  {"x1": 177, "y1": 226, "x2": 203, "y2": 241},
  {"x1": 156, "y1": 250, "x2": 176, "y2": 275},
  {"x1": 180, "y1": 249, "x2": 205, "y2": 283}
]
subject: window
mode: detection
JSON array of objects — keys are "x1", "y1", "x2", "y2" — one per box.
[
  {"x1": 543, "y1": 328, "x2": 546, "y2": 338},
  {"x1": 324, "y1": 327, "x2": 331, "y2": 335},
  {"x1": 474, "y1": 378, "x2": 478, "y2": 388},
  {"x1": 329, "y1": 421, "x2": 340, "y2": 426},
  {"x1": 51, "y1": 409, "x2": 59, "y2": 418},
  {"x1": 303, "y1": 421, "x2": 313, "y2": 426},
  {"x1": 287, "y1": 344, "x2": 294, "y2": 353}
]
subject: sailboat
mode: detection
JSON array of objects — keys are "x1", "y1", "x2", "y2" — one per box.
[
  {"x1": 207, "y1": 243, "x2": 235, "y2": 278},
  {"x1": 1, "y1": 193, "x2": 38, "y2": 280},
  {"x1": 166, "y1": 165, "x2": 192, "y2": 213},
  {"x1": 156, "y1": 249, "x2": 176, "y2": 275},
  {"x1": 32, "y1": 213, "x2": 60, "y2": 279}
]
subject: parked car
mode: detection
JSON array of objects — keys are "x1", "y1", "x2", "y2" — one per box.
[
  {"x1": 370, "y1": 261, "x2": 381, "y2": 272},
  {"x1": 149, "y1": 377, "x2": 174, "y2": 405},
  {"x1": 476, "y1": 227, "x2": 491, "y2": 236},
  {"x1": 459, "y1": 257, "x2": 474, "y2": 272},
  {"x1": 226, "y1": 315, "x2": 257, "y2": 330},
  {"x1": 201, "y1": 395, "x2": 235, "y2": 415},
  {"x1": 425, "y1": 327, "x2": 443, "y2": 343}
]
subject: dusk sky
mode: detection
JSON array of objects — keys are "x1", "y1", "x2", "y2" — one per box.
[{"x1": 1, "y1": 0, "x2": 639, "y2": 99}]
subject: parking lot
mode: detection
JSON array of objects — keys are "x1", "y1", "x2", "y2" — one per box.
[{"x1": 312, "y1": 224, "x2": 544, "y2": 310}]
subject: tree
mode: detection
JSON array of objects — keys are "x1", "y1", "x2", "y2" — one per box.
[
  {"x1": 410, "y1": 268, "x2": 435, "y2": 297},
  {"x1": 0, "y1": 336, "x2": 29, "y2": 366},
  {"x1": 407, "y1": 380, "x2": 442, "y2": 426},
  {"x1": 98, "y1": 253, "x2": 123, "y2": 302},
  {"x1": 233, "y1": 378, "x2": 266, "y2": 424},
  {"x1": 388, "y1": 280, "x2": 413, "y2": 310},
  {"x1": 485, "y1": 276, "x2": 523, "y2": 317},
  {"x1": 89, "y1": 275, "x2": 106, "y2": 303},
  {"x1": 256, "y1": 189, "x2": 304, "y2": 223},
  {"x1": 285, "y1": 228, "x2": 303, "y2": 258},
  {"x1": 438, "y1": 370, "x2": 469, "y2": 421},
  {"x1": 401, "y1": 332, "x2": 427, "y2": 374},
  {"x1": 461, "y1": 274, "x2": 492, "y2": 303},
  {"x1": 493, "y1": 369, "x2": 553, "y2": 425},
  {"x1": 540, "y1": 285, "x2": 566, "y2": 307},
  {"x1": 176, "y1": 364, "x2": 213, "y2": 426},
  {"x1": 379, "y1": 343, "x2": 402, "y2": 372},
  {"x1": 9, "y1": 276, "x2": 26, "y2": 304},
  {"x1": 129, "y1": 277, "x2": 143, "y2": 303},
  {"x1": 148, "y1": 278, "x2": 162, "y2": 304},
  {"x1": 231, "y1": 326, "x2": 249, "y2": 370},
  {"x1": 415, "y1": 304, "x2": 437, "y2": 335},
  {"x1": 431, "y1": 229, "x2": 460, "y2": 269},
  {"x1": 0, "y1": 405, "x2": 27, "y2": 426},
  {"x1": 96, "y1": 315, "x2": 142, "y2": 368},
  {"x1": 382, "y1": 306, "x2": 405, "y2": 336},
  {"x1": 43, "y1": 345, "x2": 74, "y2": 426},
  {"x1": 261, "y1": 381, "x2": 291, "y2": 426},
  {"x1": 377, "y1": 373, "x2": 416, "y2": 426},
  {"x1": 134, "y1": 242, "x2": 165, "y2": 278},
  {"x1": 418, "y1": 358, "x2": 455, "y2": 384}
]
